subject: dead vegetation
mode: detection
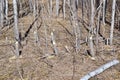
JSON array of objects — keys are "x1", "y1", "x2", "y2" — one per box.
[{"x1": 0, "y1": 0, "x2": 120, "y2": 80}]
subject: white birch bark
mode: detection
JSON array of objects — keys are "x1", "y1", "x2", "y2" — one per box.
[
  {"x1": 5, "y1": 0, "x2": 8, "y2": 26},
  {"x1": 80, "y1": 59, "x2": 119, "y2": 80},
  {"x1": 13, "y1": 0, "x2": 20, "y2": 56},
  {"x1": 110, "y1": 0, "x2": 116, "y2": 45},
  {"x1": 90, "y1": 0, "x2": 95, "y2": 34},
  {"x1": 5, "y1": 0, "x2": 8, "y2": 19}
]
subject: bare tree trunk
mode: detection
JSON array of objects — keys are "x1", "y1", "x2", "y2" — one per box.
[
  {"x1": 87, "y1": 0, "x2": 91, "y2": 24},
  {"x1": 41, "y1": 0, "x2": 48, "y2": 54},
  {"x1": 81, "y1": 0, "x2": 84, "y2": 23},
  {"x1": 102, "y1": 0, "x2": 106, "y2": 25},
  {"x1": 13, "y1": 0, "x2": 20, "y2": 56},
  {"x1": 5, "y1": 0, "x2": 9, "y2": 28},
  {"x1": 89, "y1": 36, "x2": 95, "y2": 58},
  {"x1": 72, "y1": 0, "x2": 81, "y2": 53},
  {"x1": 0, "y1": 0, "x2": 4, "y2": 28},
  {"x1": 48, "y1": 0, "x2": 52, "y2": 17},
  {"x1": 29, "y1": 0, "x2": 33, "y2": 12},
  {"x1": 19, "y1": 0, "x2": 23, "y2": 10},
  {"x1": 33, "y1": 0, "x2": 39, "y2": 45},
  {"x1": 63, "y1": 0, "x2": 66, "y2": 19},
  {"x1": 110, "y1": 0, "x2": 116, "y2": 45},
  {"x1": 5, "y1": 0, "x2": 8, "y2": 19},
  {"x1": 96, "y1": 3, "x2": 102, "y2": 50},
  {"x1": 56, "y1": 0, "x2": 59, "y2": 16},
  {"x1": 50, "y1": 0, "x2": 52, "y2": 16},
  {"x1": 88, "y1": 0, "x2": 95, "y2": 57},
  {"x1": 117, "y1": 12, "x2": 120, "y2": 31},
  {"x1": 90, "y1": 0, "x2": 95, "y2": 34},
  {"x1": 76, "y1": 0, "x2": 79, "y2": 8}
]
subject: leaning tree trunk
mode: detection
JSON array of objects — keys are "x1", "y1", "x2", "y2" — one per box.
[
  {"x1": 13, "y1": 0, "x2": 20, "y2": 56},
  {"x1": 110, "y1": 0, "x2": 116, "y2": 45},
  {"x1": 80, "y1": 59, "x2": 119, "y2": 80}
]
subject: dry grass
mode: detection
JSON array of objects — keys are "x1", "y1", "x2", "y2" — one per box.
[{"x1": 0, "y1": 1, "x2": 120, "y2": 80}]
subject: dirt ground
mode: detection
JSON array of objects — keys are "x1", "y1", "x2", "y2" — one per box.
[{"x1": 0, "y1": 1, "x2": 120, "y2": 80}]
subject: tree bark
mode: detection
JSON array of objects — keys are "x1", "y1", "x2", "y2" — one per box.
[
  {"x1": 90, "y1": 0, "x2": 95, "y2": 34},
  {"x1": 102, "y1": 0, "x2": 106, "y2": 25},
  {"x1": 56, "y1": 0, "x2": 59, "y2": 16},
  {"x1": 0, "y1": 0, "x2": 4, "y2": 28},
  {"x1": 13, "y1": 0, "x2": 20, "y2": 56},
  {"x1": 80, "y1": 59, "x2": 119, "y2": 80},
  {"x1": 110, "y1": 0, "x2": 116, "y2": 45}
]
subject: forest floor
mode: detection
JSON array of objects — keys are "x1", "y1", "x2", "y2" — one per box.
[{"x1": 0, "y1": 2, "x2": 120, "y2": 80}]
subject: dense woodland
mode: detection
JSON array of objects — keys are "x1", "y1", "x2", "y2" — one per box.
[{"x1": 0, "y1": 0, "x2": 120, "y2": 80}]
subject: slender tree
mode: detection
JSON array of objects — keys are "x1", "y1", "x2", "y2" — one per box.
[
  {"x1": 102, "y1": 0, "x2": 106, "y2": 25},
  {"x1": 50, "y1": 0, "x2": 53, "y2": 16},
  {"x1": 88, "y1": 0, "x2": 95, "y2": 57},
  {"x1": 90, "y1": 0, "x2": 95, "y2": 34},
  {"x1": 56, "y1": 0, "x2": 59, "y2": 16},
  {"x1": 48, "y1": 0, "x2": 52, "y2": 17},
  {"x1": 13, "y1": 0, "x2": 20, "y2": 56},
  {"x1": 96, "y1": 2, "x2": 102, "y2": 49},
  {"x1": 81, "y1": 0, "x2": 84, "y2": 23},
  {"x1": 5, "y1": 0, "x2": 8, "y2": 20},
  {"x1": 0, "y1": 0, "x2": 4, "y2": 28},
  {"x1": 110, "y1": 0, "x2": 116, "y2": 45},
  {"x1": 28, "y1": 0, "x2": 33, "y2": 12},
  {"x1": 72, "y1": 0, "x2": 81, "y2": 53},
  {"x1": 63, "y1": 0, "x2": 66, "y2": 19},
  {"x1": 33, "y1": 0, "x2": 39, "y2": 44}
]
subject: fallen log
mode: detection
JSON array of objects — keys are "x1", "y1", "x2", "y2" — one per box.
[{"x1": 80, "y1": 59, "x2": 119, "y2": 80}]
